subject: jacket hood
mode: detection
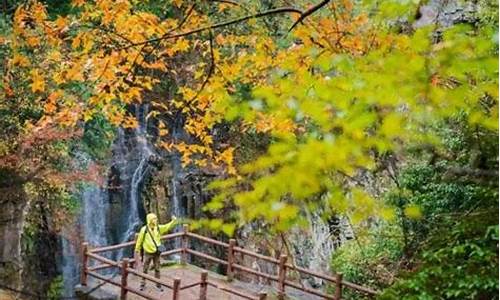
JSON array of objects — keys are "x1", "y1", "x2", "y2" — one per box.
[{"x1": 146, "y1": 213, "x2": 157, "y2": 226}]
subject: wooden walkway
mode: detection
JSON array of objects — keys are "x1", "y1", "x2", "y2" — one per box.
[
  {"x1": 91, "y1": 263, "x2": 324, "y2": 300},
  {"x1": 79, "y1": 226, "x2": 378, "y2": 300}
]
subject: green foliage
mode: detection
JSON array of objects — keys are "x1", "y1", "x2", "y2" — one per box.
[
  {"x1": 331, "y1": 222, "x2": 403, "y2": 296},
  {"x1": 80, "y1": 113, "x2": 116, "y2": 161},
  {"x1": 46, "y1": 275, "x2": 64, "y2": 300},
  {"x1": 210, "y1": 16, "x2": 498, "y2": 230},
  {"x1": 379, "y1": 213, "x2": 498, "y2": 300}
]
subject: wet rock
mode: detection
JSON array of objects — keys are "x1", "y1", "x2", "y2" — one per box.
[{"x1": 74, "y1": 284, "x2": 118, "y2": 300}]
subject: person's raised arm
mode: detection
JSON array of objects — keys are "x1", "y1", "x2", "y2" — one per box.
[{"x1": 159, "y1": 215, "x2": 178, "y2": 235}]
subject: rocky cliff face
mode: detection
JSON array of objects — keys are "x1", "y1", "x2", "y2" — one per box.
[{"x1": 0, "y1": 176, "x2": 27, "y2": 291}]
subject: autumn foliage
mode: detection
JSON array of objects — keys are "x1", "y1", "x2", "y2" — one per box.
[{"x1": 0, "y1": 0, "x2": 497, "y2": 234}]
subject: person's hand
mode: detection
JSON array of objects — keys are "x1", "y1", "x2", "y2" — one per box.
[{"x1": 171, "y1": 215, "x2": 177, "y2": 221}]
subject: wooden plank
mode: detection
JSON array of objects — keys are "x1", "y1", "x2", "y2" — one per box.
[
  {"x1": 186, "y1": 249, "x2": 228, "y2": 265},
  {"x1": 90, "y1": 232, "x2": 183, "y2": 254},
  {"x1": 126, "y1": 285, "x2": 160, "y2": 300},
  {"x1": 181, "y1": 225, "x2": 189, "y2": 264},
  {"x1": 90, "y1": 241, "x2": 135, "y2": 253},
  {"x1": 87, "y1": 252, "x2": 119, "y2": 267},
  {"x1": 199, "y1": 271, "x2": 208, "y2": 300},
  {"x1": 227, "y1": 239, "x2": 236, "y2": 281},
  {"x1": 120, "y1": 259, "x2": 129, "y2": 299},
  {"x1": 161, "y1": 232, "x2": 185, "y2": 241},
  {"x1": 172, "y1": 278, "x2": 181, "y2": 300},
  {"x1": 277, "y1": 255, "x2": 287, "y2": 299},
  {"x1": 86, "y1": 271, "x2": 122, "y2": 288},
  {"x1": 179, "y1": 281, "x2": 201, "y2": 290},
  {"x1": 127, "y1": 267, "x2": 173, "y2": 289},
  {"x1": 186, "y1": 232, "x2": 229, "y2": 248},
  {"x1": 286, "y1": 264, "x2": 337, "y2": 283},
  {"x1": 160, "y1": 248, "x2": 183, "y2": 258},
  {"x1": 88, "y1": 268, "x2": 162, "y2": 300},
  {"x1": 286, "y1": 263, "x2": 378, "y2": 296},
  {"x1": 285, "y1": 280, "x2": 335, "y2": 300},
  {"x1": 81, "y1": 242, "x2": 88, "y2": 286},
  {"x1": 341, "y1": 281, "x2": 378, "y2": 296},
  {"x1": 232, "y1": 264, "x2": 279, "y2": 281},
  {"x1": 234, "y1": 247, "x2": 280, "y2": 264},
  {"x1": 88, "y1": 263, "x2": 115, "y2": 272},
  {"x1": 207, "y1": 281, "x2": 258, "y2": 300}
]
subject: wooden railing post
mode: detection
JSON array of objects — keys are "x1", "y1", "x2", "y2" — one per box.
[
  {"x1": 181, "y1": 224, "x2": 189, "y2": 265},
  {"x1": 258, "y1": 291, "x2": 267, "y2": 300},
  {"x1": 226, "y1": 239, "x2": 236, "y2": 281},
  {"x1": 120, "y1": 258, "x2": 129, "y2": 299},
  {"x1": 335, "y1": 272, "x2": 343, "y2": 300},
  {"x1": 277, "y1": 254, "x2": 287, "y2": 300},
  {"x1": 80, "y1": 242, "x2": 89, "y2": 286},
  {"x1": 199, "y1": 271, "x2": 208, "y2": 300},
  {"x1": 172, "y1": 278, "x2": 181, "y2": 300}
]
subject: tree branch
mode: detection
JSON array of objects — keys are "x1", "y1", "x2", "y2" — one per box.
[
  {"x1": 186, "y1": 30, "x2": 215, "y2": 107},
  {"x1": 288, "y1": 0, "x2": 330, "y2": 32},
  {"x1": 118, "y1": 7, "x2": 303, "y2": 51},
  {"x1": 126, "y1": 4, "x2": 197, "y2": 81}
]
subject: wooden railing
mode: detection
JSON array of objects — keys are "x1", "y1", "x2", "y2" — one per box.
[{"x1": 80, "y1": 225, "x2": 378, "y2": 300}]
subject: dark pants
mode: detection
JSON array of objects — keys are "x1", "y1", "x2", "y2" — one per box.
[{"x1": 141, "y1": 252, "x2": 161, "y2": 287}]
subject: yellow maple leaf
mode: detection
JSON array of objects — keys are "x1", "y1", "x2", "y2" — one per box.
[
  {"x1": 54, "y1": 16, "x2": 68, "y2": 30},
  {"x1": 173, "y1": 0, "x2": 183, "y2": 8},
  {"x1": 122, "y1": 116, "x2": 139, "y2": 129},
  {"x1": 172, "y1": 38, "x2": 190, "y2": 53},
  {"x1": 26, "y1": 36, "x2": 41, "y2": 47},
  {"x1": 30, "y1": 69, "x2": 45, "y2": 93},
  {"x1": 12, "y1": 53, "x2": 30, "y2": 67}
]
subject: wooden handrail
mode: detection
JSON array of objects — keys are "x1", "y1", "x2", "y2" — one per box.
[
  {"x1": 342, "y1": 280, "x2": 379, "y2": 296},
  {"x1": 234, "y1": 246, "x2": 280, "y2": 264},
  {"x1": 81, "y1": 230, "x2": 379, "y2": 300},
  {"x1": 89, "y1": 241, "x2": 135, "y2": 253},
  {"x1": 87, "y1": 252, "x2": 119, "y2": 267},
  {"x1": 86, "y1": 270, "x2": 122, "y2": 288},
  {"x1": 232, "y1": 263, "x2": 279, "y2": 281},
  {"x1": 125, "y1": 285, "x2": 160, "y2": 300},
  {"x1": 88, "y1": 263, "x2": 115, "y2": 271},
  {"x1": 127, "y1": 267, "x2": 174, "y2": 289},
  {"x1": 186, "y1": 248, "x2": 228, "y2": 265},
  {"x1": 186, "y1": 232, "x2": 229, "y2": 248},
  {"x1": 179, "y1": 281, "x2": 201, "y2": 290},
  {"x1": 285, "y1": 280, "x2": 335, "y2": 300},
  {"x1": 89, "y1": 232, "x2": 184, "y2": 253},
  {"x1": 207, "y1": 281, "x2": 263, "y2": 300}
]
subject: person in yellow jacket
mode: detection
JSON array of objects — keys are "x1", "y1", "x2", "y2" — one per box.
[{"x1": 135, "y1": 213, "x2": 177, "y2": 291}]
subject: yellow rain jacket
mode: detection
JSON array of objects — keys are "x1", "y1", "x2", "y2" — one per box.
[{"x1": 135, "y1": 213, "x2": 176, "y2": 254}]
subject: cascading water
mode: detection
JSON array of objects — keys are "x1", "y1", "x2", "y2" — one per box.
[
  {"x1": 112, "y1": 104, "x2": 156, "y2": 260},
  {"x1": 61, "y1": 154, "x2": 110, "y2": 296},
  {"x1": 61, "y1": 104, "x2": 154, "y2": 294},
  {"x1": 120, "y1": 104, "x2": 153, "y2": 245}
]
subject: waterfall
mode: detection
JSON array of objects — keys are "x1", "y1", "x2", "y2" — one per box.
[
  {"x1": 61, "y1": 156, "x2": 109, "y2": 296},
  {"x1": 116, "y1": 104, "x2": 154, "y2": 257},
  {"x1": 61, "y1": 104, "x2": 153, "y2": 294}
]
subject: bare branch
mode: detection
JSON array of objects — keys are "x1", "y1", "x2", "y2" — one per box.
[
  {"x1": 126, "y1": 4, "x2": 198, "y2": 81},
  {"x1": 185, "y1": 30, "x2": 216, "y2": 107},
  {"x1": 288, "y1": 0, "x2": 330, "y2": 32},
  {"x1": 118, "y1": 6, "x2": 303, "y2": 51}
]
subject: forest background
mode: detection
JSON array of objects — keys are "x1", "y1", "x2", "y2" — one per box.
[{"x1": 0, "y1": 0, "x2": 498, "y2": 299}]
